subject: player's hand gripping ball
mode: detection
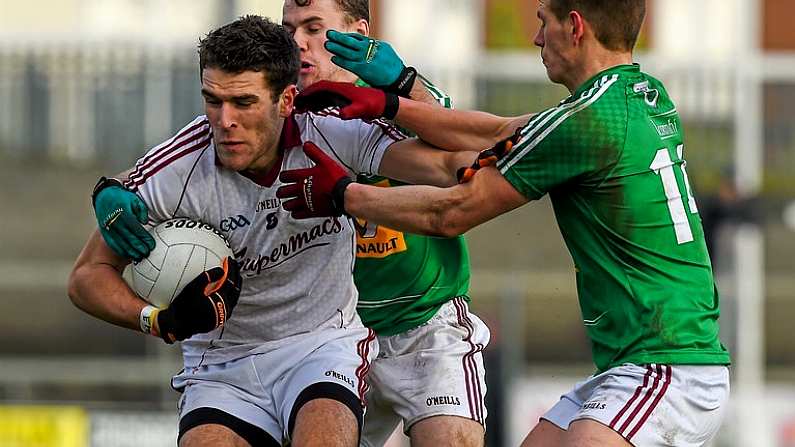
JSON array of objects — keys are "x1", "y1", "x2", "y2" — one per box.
[
  {"x1": 92, "y1": 177, "x2": 155, "y2": 261},
  {"x1": 154, "y1": 256, "x2": 242, "y2": 344}
]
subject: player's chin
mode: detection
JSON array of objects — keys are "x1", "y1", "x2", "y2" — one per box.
[
  {"x1": 298, "y1": 72, "x2": 319, "y2": 90},
  {"x1": 545, "y1": 68, "x2": 565, "y2": 85},
  {"x1": 215, "y1": 151, "x2": 249, "y2": 172}
]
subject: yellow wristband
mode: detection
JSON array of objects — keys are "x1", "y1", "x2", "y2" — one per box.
[{"x1": 139, "y1": 305, "x2": 159, "y2": 335}]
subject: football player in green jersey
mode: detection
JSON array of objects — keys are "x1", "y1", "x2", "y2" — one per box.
[
  {"x1": 281, "y1": 4, "x2": 490, "y2": 447},
  {"x1": 93, "y1": 1, "x2": 491, "y2": 446},
  {"x1": 278, "y1": 0, "x2": 731, "y2": 446}
]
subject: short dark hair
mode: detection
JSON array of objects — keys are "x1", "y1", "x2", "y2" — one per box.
[
  {"x1": 198, "y1": 15, "x2": 300, "y2": 102},
  {"x1": 549, "y1": 0, "x2": 646, "y2": 52},
  {"x1": 294, "y1": 0, "x2": 370, "y2": 23}
]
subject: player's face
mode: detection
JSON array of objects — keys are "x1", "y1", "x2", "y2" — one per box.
[
  {"x1": 282, "y1": 0, "x2": 368, "y2": 89},
  {"x1": 533, "y1": 1, "x2": 577, "y2": 87},
  {"x1": 201, "y1": 68, "x2": 296, "y2": 174}
]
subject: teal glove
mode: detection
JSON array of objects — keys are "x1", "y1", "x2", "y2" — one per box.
[
  {"x1": 325, "y1": 30, "x2": 417, "y2": 97},
  {"x1": 92, "y1": 177, "x2": 155, "y2": 261}
]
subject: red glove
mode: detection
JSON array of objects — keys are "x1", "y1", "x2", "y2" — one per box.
[
  {"x1": 295, "y1": 80, "x2": 399, "y2": 120},
  {"x1": 457, "y1": 128, "x2": 523, "y2": 183},
  {"x1": 276, "y1": 141, "x2": 353, "y2": 219}
]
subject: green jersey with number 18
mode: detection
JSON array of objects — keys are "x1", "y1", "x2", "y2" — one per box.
[
  {"x1": 352, "y1": 77, "x2": 469, "y2": 336},
  {"x1": 497, "y1": 64, "x2": 730, "y2": 373}
]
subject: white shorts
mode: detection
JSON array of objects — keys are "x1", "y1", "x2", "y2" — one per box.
[
  {"x1": 542, "y1": 363, "x2": 730, "y2": 447},
  {"x1": 172, "y1": 325, "x2": 378, "y2": 445},
  {"x1": 361, "y1": 298, "x2": 490, "y2": 447}
]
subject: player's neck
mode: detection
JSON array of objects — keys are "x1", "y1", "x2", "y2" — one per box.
[
  {"x1": 242, "y1": 131, "x2": 283, "y2": 178},
  {"x1": 330, "y1": 69, "x2": 358, "y2": 84},
  {"x1": 566, "y1": 50, "x2": 633, "y2": 93}
]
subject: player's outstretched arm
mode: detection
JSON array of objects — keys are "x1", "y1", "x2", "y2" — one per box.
[
  {"x1": 345, "y1": 166, "x2": 529, "y2": 237},
  {"x1": 295, "y1": 82, "x2": 531, "y2": 152},
  {"x1": 276, "y1": 143, "x2": 528, "y2": 236},
  {"x1": 378, "y1": 138, "x2": 479, "y2": 187},
  {"x1": 393, "y1": 98, "x2": 532, "y2": 153}
]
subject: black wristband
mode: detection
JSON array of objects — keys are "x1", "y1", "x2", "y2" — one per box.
[
  {"x1": 331, "y1": 177, "x2": 354, "y2": 217},
  {"x1": 383, "y1": 93, "x2": 400, "y2": 120},
  {"x1": 385, "y1": 66, "x2": 417, "y2": 98},
  {"x1": 91, "y1": 176, "x2": 125, "y2": 207}
]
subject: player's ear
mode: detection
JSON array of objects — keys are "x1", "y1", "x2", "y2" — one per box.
[
  {"x1": 350, "y1": 18, "x2": 369, "y2": 36},
  {"x1": 569, "y1": 11, "x2": 586, "y2": 46},
  {"x1": 278, "y1": 85, "x2": 297, "y2": 117}
]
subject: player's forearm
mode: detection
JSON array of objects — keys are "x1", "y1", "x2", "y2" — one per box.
[
  {"x1": 379, "y1": 139, "x2": 477, "y2": 188},
  {"x1": 344, "y1": 182, "x2": 470, "y2": 238},
  {"x1": 67, "y1": 232, "x2": 147, "y2": 333},
  {"x1": 394, "y1": 98, "x2": 518, "y2": 151}
]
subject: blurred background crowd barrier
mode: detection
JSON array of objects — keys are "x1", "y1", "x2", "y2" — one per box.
[{"x1": 0, "y1": 0, "x2": 794, "y2": 446}]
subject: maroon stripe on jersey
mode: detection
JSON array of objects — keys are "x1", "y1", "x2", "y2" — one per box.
[
  {"x1": 127, "y1": 127, "x2": 211, "y2": 186},
  {"x1": 454, "y1": 297, "x2": 485, "y2": 424},
  {"x1": 610, "y1": 365, "x2": 653, "y2": 430},
  {"x1": 130, "y1": 118, "x2": 209, "y2": 177},
  {"x1": 354, "y1": 329, "x2": 376, "y2": 405},
  {"x1": 125, "y1": 133, "x2": 212, "y2": 190},
  {"x1": 313, "y1": 109, "x2": 406, "y2": 142},
  {"x1": 618, "y1": 364, "x2": 663, "y2": 435},
  {"x1": 627, "y1": 365, "x2": 672, "y2": 441}
]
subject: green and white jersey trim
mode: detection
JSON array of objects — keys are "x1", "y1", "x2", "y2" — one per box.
[
  {"x1": 498, "y1": 74, "x2": 620, "y2": 174},
  {"x1": 418, "y1": 73, "x2": 452, "y2": 108},
  {"x1": 356, "y1": 293, "x2": 424, "y2": 309}
]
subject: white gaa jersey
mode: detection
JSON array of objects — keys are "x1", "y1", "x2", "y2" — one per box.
[{"x1": 123, "y1": 111, "x2": 405, "y2": 367}]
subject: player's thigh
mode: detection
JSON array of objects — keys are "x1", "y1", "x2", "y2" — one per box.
[
  {"x1": 291, "y1": 397, "x2": 359, "y2": 447},
  {"x1": 179, "y1": 424, "x2": 253, "y2": 447},
  {"x1": 409, "y1": 415, "x2": 484, "y2": 447},
  {"x1": 563, "y1": 419, "x2": 632, "y2": 447},
  {"x1": 271, "y1": 326, "x2": 377, "y2": 444},
  {"x1": 519, "y1": 419, "x2": 565, "y2": 447}
]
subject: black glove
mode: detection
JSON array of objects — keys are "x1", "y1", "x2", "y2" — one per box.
[
  {"x1": 154, "y1": 257, "x2": 242, "y2": 343},
  {"x1": 457, "y1": 128, "x2": 522, "y2": 183}
]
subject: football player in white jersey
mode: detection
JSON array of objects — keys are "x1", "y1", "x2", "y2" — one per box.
[
  {"x1": 91, "y1": 2, "x2": 495, "y2": 447},
  {"x1": 68, "y1": 16, "x2": 478, "y2": 447}
]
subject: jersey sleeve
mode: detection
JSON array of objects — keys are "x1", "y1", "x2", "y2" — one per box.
[
  {"x1": 417, "y1": 74, "x2": 452, "y2": 109},
  {"x1": 496, "y1": 104, "x2": 622, "y2": 200},
  {"x1": 122, "y1": 115, "x2": 213, "y2": 224}
]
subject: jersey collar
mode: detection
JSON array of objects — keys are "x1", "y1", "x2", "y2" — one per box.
[
  {"x1": 572, "y1": 63, "x2": 640, "y2": 97},
  {"x1": 215, "y1": 113, "x2": 303, "y2": 187}
]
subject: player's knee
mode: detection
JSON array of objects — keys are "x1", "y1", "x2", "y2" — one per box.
[{"x1": 292, "y1": 399, "x2": 359, "y2": 447}]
